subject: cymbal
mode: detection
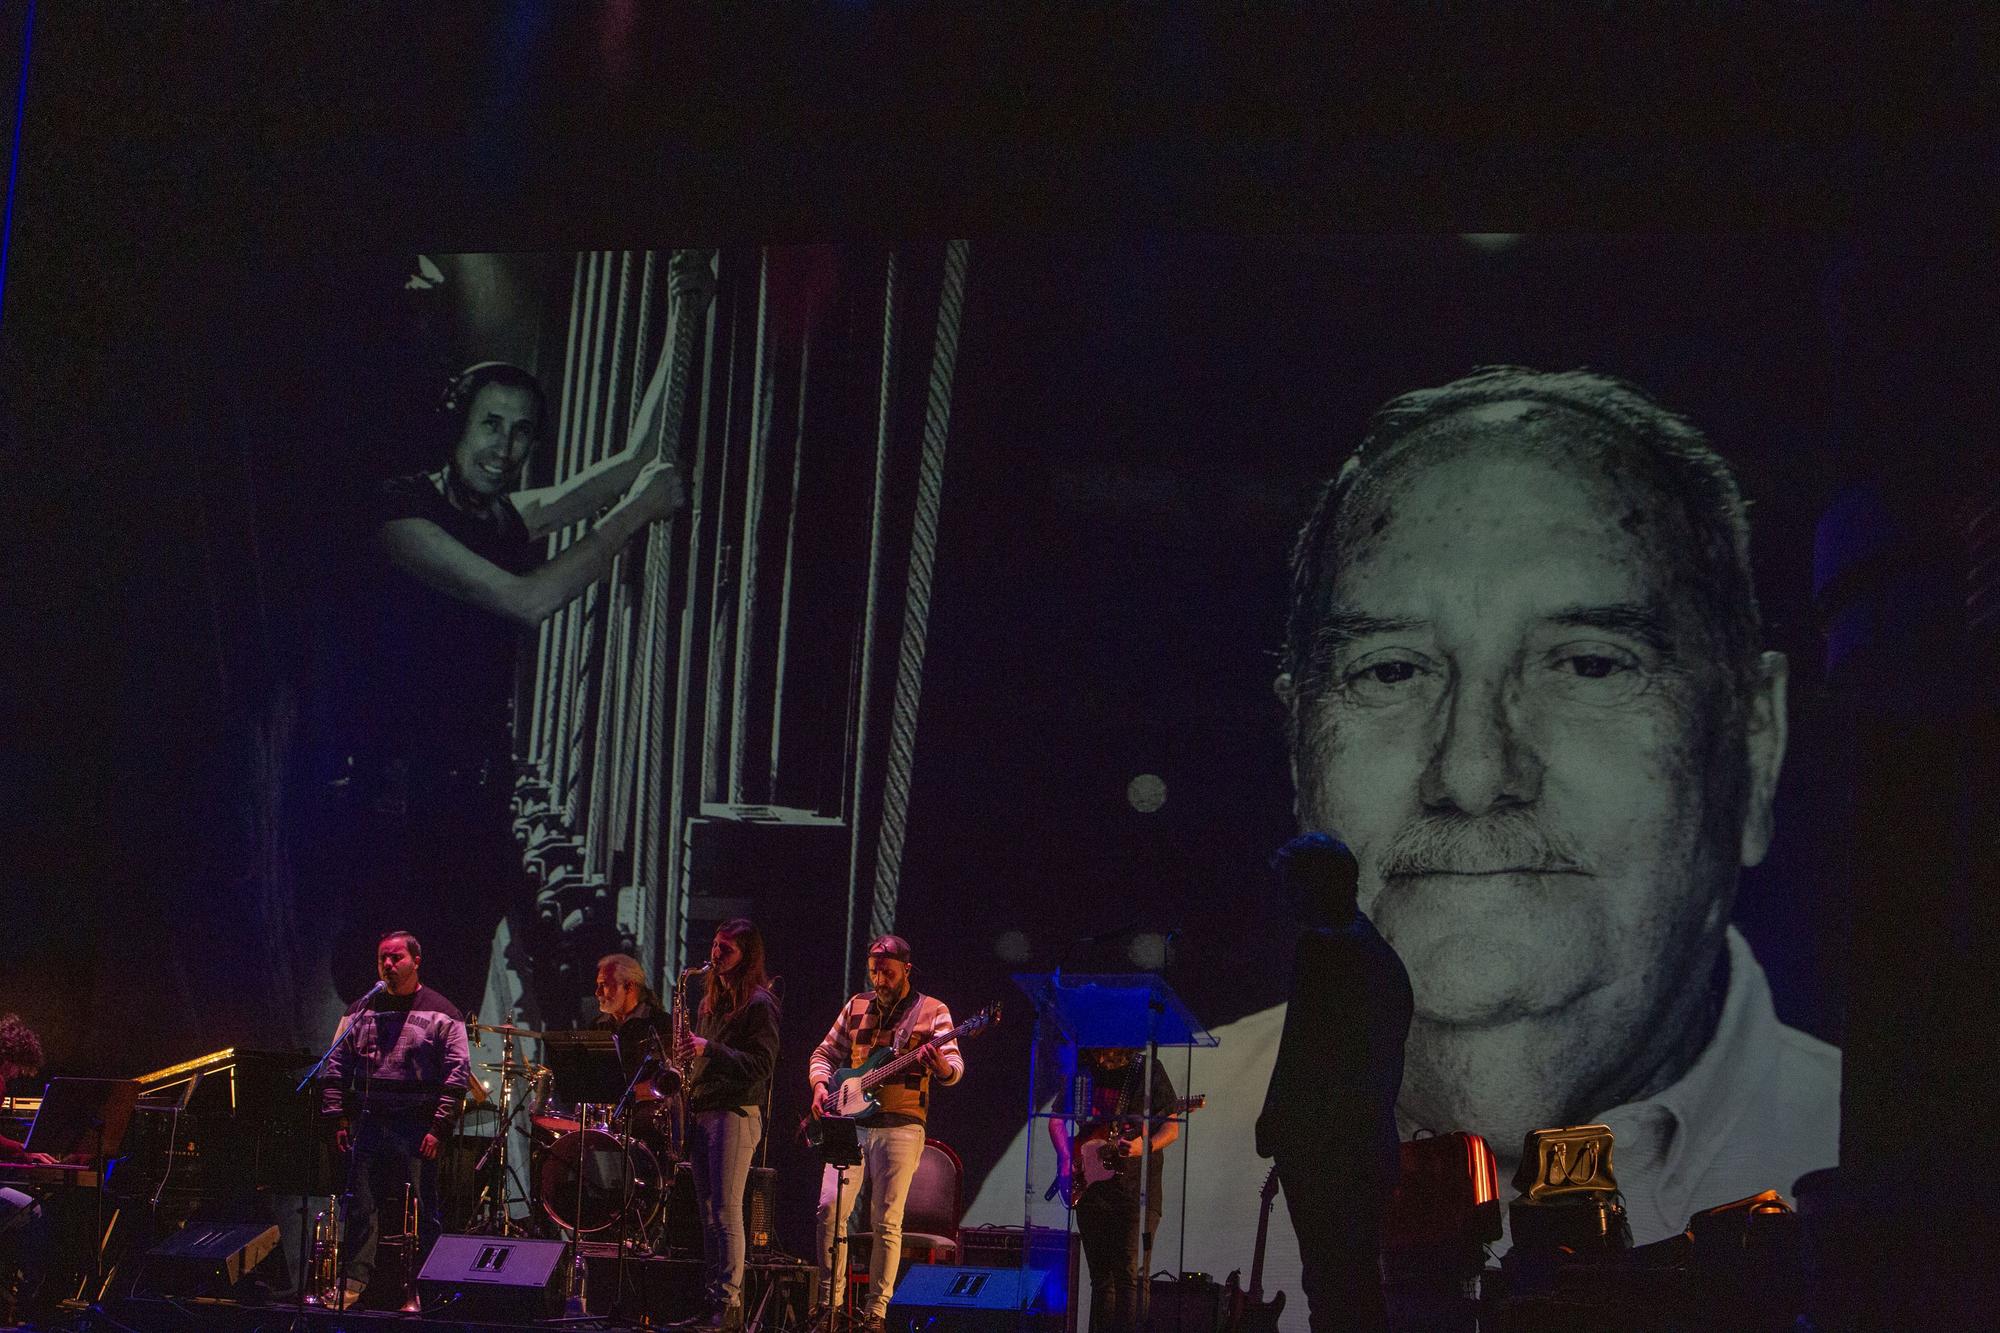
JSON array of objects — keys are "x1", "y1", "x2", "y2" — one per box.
[
  {"x1": 477, "y1": 1061, "x2": 551, "y2": 1078},
  {"x1": 467, "y1": 1020, "x2": 550, "y2": 1039}
]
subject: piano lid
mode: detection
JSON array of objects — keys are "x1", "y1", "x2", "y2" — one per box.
[
  {"x1": 135, "y1": 1048, "x2": 312, "y2": 1114},
  {"x1": 136, "y1": 1047, "x2": 240, "y2": 1089}
]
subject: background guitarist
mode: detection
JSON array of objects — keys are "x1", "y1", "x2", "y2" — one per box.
[
  {"x1": 1050, "y1": 1047, "x2": 1182, "y2": 1333},
  {"x1": 806, "y1": 934, "x2": 964, "y2": 1333}
]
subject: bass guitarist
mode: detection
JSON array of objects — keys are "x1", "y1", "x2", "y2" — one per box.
[
  {"x1": 1050, "y1": 1047, "x2": 1182, "y2": 1333},
  {"x1": 806, "y1": 935, "x2": 964, "y2": 1333}
]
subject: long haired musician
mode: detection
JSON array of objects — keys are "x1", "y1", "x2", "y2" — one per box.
[{"x1": 673, "y1": 919, "x2": 780, "y2": 1332}]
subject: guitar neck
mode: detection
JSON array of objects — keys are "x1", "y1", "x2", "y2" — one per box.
[
  {"x1": 858, "y1": 1012, "x2": 985, "y2": 1092},
  {"x1": 861, "y1": 1038, "x2": 938, "y2": 1090},
  {"x1": 1247, "y1": 1170, "x2": 1277, "y2": 1301},
  {"x1": 1089, "y1": 1096, "x2": 1205, "y2": 1124}
]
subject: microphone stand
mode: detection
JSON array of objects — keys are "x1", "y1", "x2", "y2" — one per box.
[{"x1": 609, "y1": 1033, "x2": 661, "y2": 1321}]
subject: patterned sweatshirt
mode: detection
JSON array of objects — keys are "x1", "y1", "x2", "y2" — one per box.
[
  {"x1": 809, "y1": 989, "x2": 963, "y2": 1128},
  {"x1": 320, "y1": 984, "x2": 471, "y2": 1135}
]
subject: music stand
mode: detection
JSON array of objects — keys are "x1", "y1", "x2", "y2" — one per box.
[
  {"x1": 1012, "y1": 974, "x2": 1214, "y2": 1333},
  {"x1": 541, "y1": 1029, "x2": 625, "y2": 1103},
  {"x1": 23, "y1": 1077, "x2": 140, "y2": 1162},
  {"x1": 804, "y1": 1116, "x2": 863, "y2": 1333},
  {"x1": 24, "y1": 1077, "x2": 141, "y2": 1304}
]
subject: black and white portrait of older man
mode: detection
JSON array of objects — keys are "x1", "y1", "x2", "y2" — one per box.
[
  {"x1": 967, "y1": 366, "x2": 1839, "y2": 1323},
  {"x1": 1269, "y1": 367, "x2": 1837, "y2": 1227}
]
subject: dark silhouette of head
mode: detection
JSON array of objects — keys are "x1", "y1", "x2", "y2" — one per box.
[{"x1": 1271, "y1": 832, "x2": 1362, "y2": 928}]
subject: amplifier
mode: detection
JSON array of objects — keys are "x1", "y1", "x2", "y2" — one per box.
[
  {"x1": 417, "y1": 1234, "x2": 569, "y2": 1320},
  {"x1": 955, "y1": 1225, "x2": 1078, "y2": 1332},
  {"x1": 1145, "y1": 1272, "x2": 1224, "y2": 1333},
  {"x1": 959, "y1": 1224, "x2": 1073, "y2": 1272}
]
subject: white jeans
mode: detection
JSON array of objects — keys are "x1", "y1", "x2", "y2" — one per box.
[{"x1": 815, "y1": 1121, "x2": 926, "y2": 1318}]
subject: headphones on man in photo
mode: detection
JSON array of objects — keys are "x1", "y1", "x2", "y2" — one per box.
[{"x1": 438, "y1": 361, "x2": 549, "y2": 449}]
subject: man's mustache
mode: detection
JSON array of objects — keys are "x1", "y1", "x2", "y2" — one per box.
[{"x1": 1378, "y1": 811, "x2": 1589, "y2": 878}]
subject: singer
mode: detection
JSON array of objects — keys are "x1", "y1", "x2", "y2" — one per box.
[
  {"x1": 319, "y1": 932, "x2": 470, "y2": 1310},
  {"x1": 672, "y1": 920, "x2": 780, "y2": 1332}
]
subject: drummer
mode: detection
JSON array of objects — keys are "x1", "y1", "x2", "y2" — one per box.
[{"x1": 594, "y1": 954, "x2": 681, "y2": 1152}]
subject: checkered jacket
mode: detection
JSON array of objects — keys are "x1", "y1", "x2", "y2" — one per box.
[{"x1": 809, "y1": 990, "x2": 963, "y2": 1123}]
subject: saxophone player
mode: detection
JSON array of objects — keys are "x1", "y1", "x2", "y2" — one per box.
[{"x1": 671, "y1": 920, "x2": 780, "y2": 1333}]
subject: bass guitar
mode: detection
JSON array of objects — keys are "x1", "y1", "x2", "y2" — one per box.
[
  {"x1": 1221, "y1": 1166, "x2": 1286, "y2": 1333},
  {"x1": 803, "y1": 1003, "x2": 1000, "y2": 1148}
]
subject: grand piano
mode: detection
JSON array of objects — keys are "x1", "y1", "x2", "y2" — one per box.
[{"x1": 114, "y1": 1046, "x2": 325, "y2": 1203}]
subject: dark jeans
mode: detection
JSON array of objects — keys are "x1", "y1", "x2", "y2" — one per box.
[
  {"x1": 1275, "y1": 1159, "x2": 1389, "y2": 1333},
  {"x1": 1076, "y1": 1188, "x2": 1154, "y2": 1333},
  {"x1": 340, "y1": 1115, "x2": 441, "y2": 1293}
]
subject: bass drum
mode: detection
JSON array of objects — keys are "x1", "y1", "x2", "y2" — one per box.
[
  {"x1": 539, "y1": 1129, "x2": 664, "y2": 1235},
  {"x1": 629, "y1": 1094, "x2": 685, "y2": 1163}
]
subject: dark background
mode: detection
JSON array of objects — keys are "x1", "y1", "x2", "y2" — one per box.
[{"x1": 3, "y1": 1, "x2": 1995, "y2": 1249}]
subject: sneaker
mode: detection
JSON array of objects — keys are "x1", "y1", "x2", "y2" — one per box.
[{"x1": 856, "y1": 1314, "x2": 887, "y2": 1333}]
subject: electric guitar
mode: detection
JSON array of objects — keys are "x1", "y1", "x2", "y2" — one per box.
[
  {"x1": 1071, "y1": 1095, "x2": 1207, "y2": 1194},
  {"x1": 803, "y1": 1003, "x2": 1000, "y2": 1148},
  {"x1": 1221, "y1": 1167, "x2": 1286, "y2": 1333}
]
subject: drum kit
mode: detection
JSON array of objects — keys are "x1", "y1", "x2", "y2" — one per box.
[{"x1": 461, "y1": 1018, "x2": 685, "y2": 1249}]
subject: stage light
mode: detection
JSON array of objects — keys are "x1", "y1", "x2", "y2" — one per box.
[{"x1": 1126, "y1": 773, "x2": 1166, "y2": 813}]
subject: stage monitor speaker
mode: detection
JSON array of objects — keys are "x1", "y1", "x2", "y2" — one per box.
[
  {"x1": 145, "y1": 1221, "x2": 280, "y2": 1290},
  {"x1": 417, "y1": 1233, "x2": 569, "y2": 1320},
  {"x1": 889, "y1": 1264, "x2": 1056, "y2": 1333}
]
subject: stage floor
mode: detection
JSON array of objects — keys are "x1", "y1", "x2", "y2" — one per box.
[{"x1": 32, "y1": 1248, "x2": 819, "y2": 1333}]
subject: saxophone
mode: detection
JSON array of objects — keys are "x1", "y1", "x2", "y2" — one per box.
[{"x1": 668, "y1": 963, "x2": 710, "y2": 1099}]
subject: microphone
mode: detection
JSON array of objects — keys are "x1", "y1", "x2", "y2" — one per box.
[{"x1": 362, "y1": 979, "x2": 387, "y2": 999}]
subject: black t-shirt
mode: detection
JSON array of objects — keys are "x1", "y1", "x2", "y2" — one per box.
[
  {"x1": 1078, "y1": 1055, "x2": 1178, "y2": 1212},
  {"x1": 353, "y1": 472, "x2": 540, "y2": 775}
]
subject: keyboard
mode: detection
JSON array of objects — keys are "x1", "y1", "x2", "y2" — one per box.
[{"x1": 0, "y1": 1160, "x2": 101, "y2": 1188}]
